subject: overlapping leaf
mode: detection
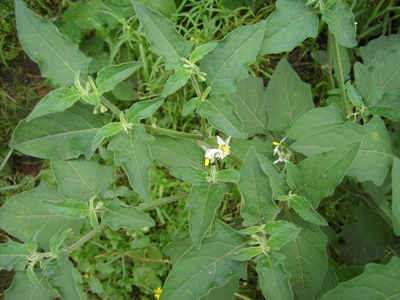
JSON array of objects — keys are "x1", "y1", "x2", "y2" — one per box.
[
  {"x1": 126, "y1": 97, "x2": 164, "y2": 124},
  {"x1": 0, "y1": 241, "x2": 30, "y2": 271},
  {"x1": 15, "y1": 0, "x2": 91, "y2": 87}
]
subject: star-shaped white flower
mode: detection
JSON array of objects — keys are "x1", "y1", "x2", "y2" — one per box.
[{"x1": 202, "y1": 136, "x2": 231, "y2": 166}]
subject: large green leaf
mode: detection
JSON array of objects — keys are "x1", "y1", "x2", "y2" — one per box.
[
  {"x1": 238, "y1": 147, "x2": 279, "y2": 226},
  {"x1": 51, "y1": 158, "x2": 113, "y2": 202},
  {"x1": 290, "y1": 117, "x2": 394, "y2": 186},
  {"x1": 133, "y1": 2, "x2": 192, "y2": 70},
  {"x1": 198, "y1": 275, "x2": 240, "y2": 300},
  {"x1": 160, "y1": 221, "x2": 247, "y2": 300},
  {"x1": 0, "y1": 241, "x2": 30, "y2": 271},
  {"x1": 108, "y1": 125, "x2": 154, "y2": 203},
  {"x1": 26, "y1": 88, "x2": 81, "y2": 121},
  {"x1": 150, "y1": 135, "x2": 204, "y2": 170},
  {"x1": 15, "y1": 0, "x2": 91, "y2": 87},
  {"x1": 96, "y1": 62, "x2": 143, "y2": 95},
  {"x1": 44, "y1": 250, "x2": 86, "y2": 300},
  {"x1": 266, "y1": 58, "x2": 314, "y2": 132},
  {"x1": 228, "y1": 75, "x2": 268, "y2": 136},
  {"x1": 0, "y1": 182, "x2": 84, "y2": 252},
  {"x1": 279, "y1": 217, "x2": 328, "y2": 300},
  {"x1": 186, "y1": 183, "x2": 225, "y2": 248},
  {"x1": 10, "y1": 102, "x2": 103, "y2": 160},
  {"x1": 102, "y1": 199, "x2": 155, "y2": 230},
  {"x1": 286, "y1": 143, "x2": 359, "y2": 208},
  {"x1": 260, "y1": 0, "x2": 318, "y2": 54},
  {"x1": 321, "y1": 257, "x2": 400, "y2": 299},
  {"x1": 286, "y1": 104, "x2": 346, "y2": 140},
  {"x1": 256, "y1": 253, "x2": 293, "y2": 300},
  {"x1": 392, "y1": 157, "x2": 400, "y2": 236},
  {"x1": 200, "y1": 22, "x2": 265, "y2": 93},
  {"x1": 321, "y1": 2, "x2": 357, "y2": 48},
  {"x1": 197, "y1": 93, "x2": 247, "y2": 139},
  {"x1": 4, "y1": 270, "x2": 59, "y2": 300}
]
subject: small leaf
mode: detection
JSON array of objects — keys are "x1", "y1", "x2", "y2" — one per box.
[
  {"x1": 50, "y1": 226, "x2": 70, "y2": 255},
  {"x1": 265, "y1": 221, "x2": 301, "y2": 251},
  {"x1": 91, "y1": 122, "x2": 123, "y2": 151},
  {"x1": 133, "y1": 2, "x2": 192, "y2": 70},
  {"x1": 44, "y1": 198, "x2": 89, "y2": 219},
  {"x1": 321, "y1": 257, "x2": 400, "y2": 299},
  {"x1": 89, "y1": 210, "x2": 100, "y2": 232},
  {"x1": 366, "y1": 93, "x2": 400, "y2": 121},
  {"x1": 125, "y1": 98, "x2": 164, "y2": 124},
  {"x1": 169, "y1": 166, "x2": 208, "y2": 183},
  {"x1": 26, "y1": 88, "x2": 81, "y2": 121},
  {"x1": 238, "y1": 147, "x2": 280, "y2": 226},
  {"x1": 266, "y1": 58, "x2": 314, "y2": 132},
  {"x1": 102, "y1": 199, "x2": 155, "y2": 230},
  {"x1": 108, "y1": 126, "x2": 154, "y2": 203},
  {"x1": 257, "y1": 153, "x2": 288, "y2": 198},
  {"x1": 15, "y1": 0, "x2": 91, "y2": 87},
  {"x1": 197, "y1": 94, "x2": 247, "y2": 139},
  {"x1": 0, "y1": 241, "x2": 30, "y2": 271},
  {"x1": 286, "y1": 142, "x2": 360, "y2": 208},
  {"x1": 10, "y1": 102, "x2": 103, "y2": 160},
  {"x1": 256, "y1": 253, "x2": 293, "y2": 300},
  {"x1": 44, "y1": 250, "x2": 86, "y2": 299},
  {"x1": 27, "y1": 262, "x2": 42, "y2": 289},
  {"x1": 182, "y1": 97, "x2": 202, "y2": 116},
  {"x1": 186, "y1": 182, "x2": 225, "y2": 248},
  {"x1": 392, "y1": 157, "x2": 400, "y2": 236},
  {"x1": 215, "y1": 169, "x2": 240, "y2": 182},
  {"x1": 200, "y1": 22, "x2": 266, "y2": 93},
  {"x1": 286, "y1": 195, "x2": 328, "y2": 226},
  {"x1": 230, "y1": 246, "x2": 262, "y2": 261},
  {"x1": 189, "y1": 41, "x2": 218, "y2": 63},
  {"x1": 321, "y1": 2, "x2": 357, "y2": 48},
  {"x1": 345, "y1": 81, "x2": 364, "y2": 109},
  {"x1": 161, "y1": 68, "x2": 192, "y2": 98},
  {"x1": 96, "y1": 62, "x2": 143, "y2": 95},
  {"x1": 228, "y1": 75, "x2": 268, "y2": 136},
  {"x1": 160, "y1": 221, "x2": 247, "y2": 300},
  {"x1": 260, "y1": 0, "x2": 318, "y2": 54},
  {"x1": 51, "y1": 158, "x2": 113, "y2": 202}
]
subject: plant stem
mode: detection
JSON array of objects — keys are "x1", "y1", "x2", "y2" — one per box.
[
  {"x1": 143, "y1": 125, "x2": 204, "y2": 140},
  {"x1": 190, "y1": 74, "x2": 206, "y2": 137},
  {"x1": 330, "y1": 33, "x2": 349, "y2": 116},
  {"x1": 100, "y1": 95, "x2": 121, "y2": 116}
]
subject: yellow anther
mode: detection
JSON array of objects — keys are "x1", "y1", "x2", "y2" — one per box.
[
  {"x1": 221, "y1": 145, "x2": 229, "y2": 152},
  {"x1": 205, "y1": 158, "x2": 210, "y2": 166},
  {"x1": 272, "y1": 141, "x2": 280, "y2": 146}
]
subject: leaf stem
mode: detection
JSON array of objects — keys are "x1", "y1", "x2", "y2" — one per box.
[
  {"x1": 143, "y1": 125, "x2": 204, "y2": 140},
  {"x1": 100, "y1": 95, "x2": 121, "y2": 116},
  {"x1": 190, "y1": 74, "x2": 207, "y2": 137}
]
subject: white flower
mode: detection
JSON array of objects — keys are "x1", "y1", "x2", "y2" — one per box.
[
  {"x1": 202, "y1": 136, "x2": 231, "y2": 166},
  {"x1": 272, "y1": 137, "x2": 290, "y2": 164}
]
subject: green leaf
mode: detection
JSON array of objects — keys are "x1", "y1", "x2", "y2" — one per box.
[
  {"x1": 0, "y1": 241, "x2": 30, "y2": 271},
  {"x1": 133, "y1": 2, "x2": 192, "y2": 70},
  {"x1": 189, "y1": 41, "x2": 218, "y2": 63},
  {"x1": 366, "y1": 93, "x2": 400, "y2": 121},
  {"x1": 286, "y1": 142, "x2": 359, "y2": 208},
  {"x1": 186, "y1": 183, "x2": 225, "y2": 248},
  {"x1": 150, "y1": 135, "x2": 204, "y2": 170},
  {"x1": 355, "y1": 206, "x2": 391, "y2": 246},
  {"x1": 279, "y1": 217, "x2": 328, "y2": 300},
  {"x1": 44, "y1": 250, "x2": 86, "y2": 300},
  {"x1": 0, "y1": 182, "x2": 84, "y2": 252},
  {"x1": 392, "y1": 157, "x2": 400, "y2": 236},
  {"x1": 358, "y1": 35, "x2": 400, "y2": 67},
  {"x1": 51, "y1": 158, "x2": 113, "y2": 202},
  {"x1": 125, "y1": 98, "x2": 164, "y2": 124},
  {"x1": 266, "y1": 58, "x2": 314, "y2": 132},
  {"x1": 286, "y1": 195, "x2": 328, "y2": 226},
  {"x1": 96, "y1": 62, "x2": 143, "y2": 95},
  {"x1": 161, "y1": 68, "x2": 192, "y2": 98},
  {"x1": 346, "y1": 81, "x2": 364, "y2": 109},
  {"x1": 50, "y1": 226, "x2": 69, "y2": 255},
  {"x1": 169, "y1": 166, "x2": 208, "y2": 183},
  {"x1": 321, "y1": 257, "x2": 400, "y2": 300},
  {"x1": 200, "y1": 22, "x2": 265, "y2": 93},
  {"x1": 257, "y1": 153, "x2": 289, "y2": 198},
  {"x1": 215, "y1": 169, "x2": 240, "y2": 183},
  {"x1": 265, "y1": 221, "x2": 301, "y2": 251},
  {"x1": 4, "y1": 270, "x2": 59, "y2": 300},
  {"x1": 256, "y1": 253, "x2": 293, "y2": 300},
  {"x1": 26, "y1": 88, "x2": 81, "y2": 121},
  {"x1": 91, "y1": 122, "x2": 123, "y2": 151},
  {"x1": 232, "y1": 137, "x2": 274, "y2": 161},
  {"x1": 197, "y1": 93, "x2": 247, "y2": 139},
  {"x1": 290, "y1": 117, "x2": 394, "y2": 186},
  {"x1": 15, "y1": 0, "x2": 91, "y2": 87},
  {"x1": 238, "y1": 147, "x2": 279, "y2": 226},
  {"x1": 10, "y1": 102, "x2": 103, "y2": 160},
  {"x1": 286, "y1": 104, "x2": 346, "y2": 140},
  {"x1": 228, "y1": 75, "x2": 268, "y2": 136},
  {"x1": 182, "y1": 97, "x2": 202, "y2": 116},
  {"x1": 163, "y1": 235, "x2": 193, "y2": 265},
  {"x1": 321, "y1": 2, "x2": 357, "y2": 48},
  {"x1": 102, "y1": 199, "x2": 155, "y2": 230},
  {"x1": 44, "y1": 198, "x2": 89, "y2": 219},
  {"x1": 260, "y1": 0, "x2": 318, "y2": 54},
  {"x1": 108, "y1": 126, "x2": 154, "y2": 203},
  {"x1": 230, "y1": 246, "x2": 262, "y2": 261},
  {"x1": 160, "y1": 221, "x2": 247, "y2": 300},
  {"x1": 198, "y1": 275, "x2": 240, "y2": 300}
]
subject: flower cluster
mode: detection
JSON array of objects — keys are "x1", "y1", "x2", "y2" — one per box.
[
  {"x1": 202, "y1": 136, "x2": 231, "y2": 166},
  {"x1": 154, "y1": 287, "x2": 162, "y2": 299},
  {"x1": 273, "y1": 137, "x2": 291, "y2": 164}
]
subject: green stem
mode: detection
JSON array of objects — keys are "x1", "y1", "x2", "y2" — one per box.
[
  {"x1": 65, "y1": 224, "x2": 108, "y2": 253},
  {"x1": 330, "y1": 33, "x2": 349, "y2": 116},
  {"x1": 190, "y1": 74, "x2": 206, "y2": 137},
  {"x1": 143, "y1": 125, "x2": 203, "y2": 140},
  {"x1": 326, "y1": 33, "x2": 336, "y2": 90},
  {"x1": 100, "y1": 95, "x2": 121, "y2": 116}
]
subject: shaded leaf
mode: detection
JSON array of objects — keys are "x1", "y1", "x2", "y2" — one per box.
[
  {"x1": 0, "y1": 241, "x2": 30, "y2": 271},
  {"x1": 392, "y1": 157, "x2": 400, "y2": 236},
  {"x1": 169, "y1": 166, "x2": 208, "y2": 183},
  {"x1": 108, "y1": 126, "x2": 154, "y2": 203},
  {"x1": 257, "y1": 153, "x2": 288, "y2": 198},
  {"x1": 366, "y1": 93, "x2": 400, "y2": 122},
  {"x1": 355, "y1": 206, "x2": 391, "y2": 246},
  {"x1": 198, "y1": 275, "x2": 240, "y2": 300}
]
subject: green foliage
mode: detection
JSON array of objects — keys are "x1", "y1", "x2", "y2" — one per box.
[{"x1": 2, "y1": 0, "x2": 400, "y2": 299}]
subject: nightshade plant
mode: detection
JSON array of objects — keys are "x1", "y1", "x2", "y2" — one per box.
[{"x1": 1, "y1": 0, "x2": 400, "y2": 299}]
